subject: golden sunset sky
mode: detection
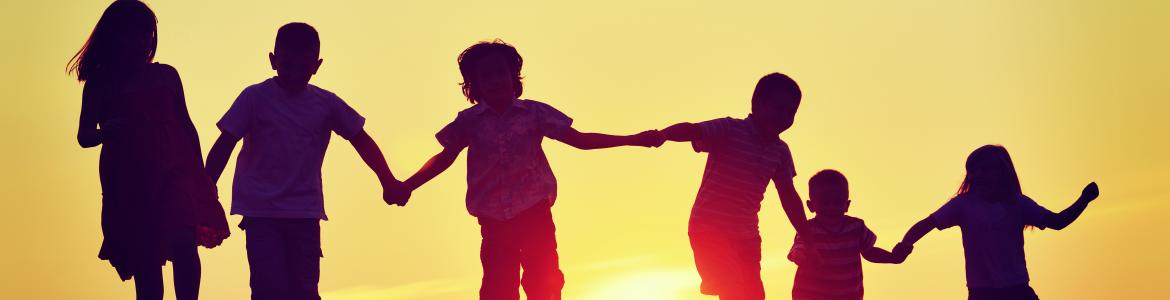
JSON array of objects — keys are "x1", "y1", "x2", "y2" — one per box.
[{"x1": 3, "y1": 0, "x2": 1168, "y2": 299}]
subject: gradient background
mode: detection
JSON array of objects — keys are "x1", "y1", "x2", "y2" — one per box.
[{"x1": 3, "y1": 0, "x2": 1169, "y2": 299}]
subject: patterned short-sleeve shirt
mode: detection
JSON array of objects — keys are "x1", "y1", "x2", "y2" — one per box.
[
  {"x1": 436, "y1": 99, "x2": 573, "y2": 221},
  {"x1": 688, "y1": 116, "x2": 796, "y2": 237}
]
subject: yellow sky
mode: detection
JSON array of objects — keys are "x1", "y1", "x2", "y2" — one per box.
[{"x1": 3, "y1": 0, "x2": 1169, "y2": 299}]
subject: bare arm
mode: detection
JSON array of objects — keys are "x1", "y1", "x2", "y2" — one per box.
[
  {"x1": 555, "y1": 127, "x2": 663, "y2": 150},
  {"x1": 661, "y1": 122, "x2": 701, "y2": 142},
  {"x1": 1043, "y1": 182, "x2": 1099, "y2": 230},
  {"x1": 773, "y1": 175, "x2": 810, "y2": 235},
  {"x1": 77, "y1": 83, "x2": 102, "y2": 148},
  {"x1": 205, "y1": 131, "x2": 241, "y2": 184},
  {"x1": 898, "y1": 217, "x2": 937, "y2": 247},
  {"x1": 403, "y1": 146, "x2": 463, "y2": 191},
  {"x1": 348, "y1": 130, "x2": 399, "y2": 186},
  {"x1": 862, "y1": 247, "x2": 901, "y2": 264}
]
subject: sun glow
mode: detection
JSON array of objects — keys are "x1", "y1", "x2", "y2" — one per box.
[{"x1": 583, "y1": 269, "x2": 699, "y2": 300}]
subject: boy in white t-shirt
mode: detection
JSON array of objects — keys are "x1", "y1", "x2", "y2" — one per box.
[{"x1": 204, "y1": 23, "x2": 405, "y2": 300}]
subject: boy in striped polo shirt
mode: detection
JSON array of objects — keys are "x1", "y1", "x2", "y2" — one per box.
[
  {"x1": 660, "y1": 73, "x2": 810, "y2": 300},
  {"x1": 788, "y1": 169, "x2": 904, "y2": 300}
]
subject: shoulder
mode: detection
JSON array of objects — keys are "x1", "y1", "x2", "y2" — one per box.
[
  {"x1": 520, "y1": 99, "x2": 559, "y2": 112},
  {"x1": 150, "y1": 63, "x2": 179, "y2": 76},
  {"x1": 306, "y1": 84, "x2": 344, "y2": 103}
]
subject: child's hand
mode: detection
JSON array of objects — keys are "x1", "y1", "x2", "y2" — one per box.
[
  {"x1": 892, "y1": 242, "x2": 914, "y2": 263},
  {"x1": 633, "y1": 130, "x2": 666, "y2": 148},
  {"x1": 197, "y1": 225, "x2": 229, "y2": 249},
  {"x1": 1079, "y1": 182, "x2": 1099, "y2": 202},
  {"x1": 383, "y1": 180, "x2": 411, "y2": 206}
]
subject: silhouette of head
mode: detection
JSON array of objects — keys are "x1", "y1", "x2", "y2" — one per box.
[
  {"x1": 68, "y1": 0, "x2": 158, "y2": 82},
  {"x1": 750, "y1": 73, "x2": 801, "y2": 136},
  {"x1": 458, "y1": 39, "x2": 524, "y2": 105},
  {"x1": 957, "y1": 144, "x2": 1023, "y2": 201},
  {"x1": 269, "y1": 22, "x2": 322, "y2": 92},
  {"x1": 808, "y1": 169, "x2": 850, "y2": 217}
]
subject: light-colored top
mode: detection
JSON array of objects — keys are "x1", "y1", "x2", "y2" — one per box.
[
  {"x1": 930, "y1": 193, "x2": 1056, "y2": 288},
  {"x1": 789, "y1": 216, "x2": 876, "y2": 300},
  {"x1": 436, "y1": 99, "x2": 573, "y2": 221},
  {"x1": 217, "y1": 78, "x2": 365, "y2": 220},
  {"x1": 688, "y1": 116, "x2": 796, "y2": 237}
]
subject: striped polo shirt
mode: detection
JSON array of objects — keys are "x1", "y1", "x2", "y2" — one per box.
[
  {"x1": 790, "y1": 216, "x2": 877, "y2": 300},
  {"x1": 688, "y1": 116, "x2": 796, "y2": 237}
]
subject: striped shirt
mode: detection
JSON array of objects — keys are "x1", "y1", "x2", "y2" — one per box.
[
  {"x1": 435, "y1": 99, "x2": 573, "y2": 221},
  {"x1": 688, "y1": 116, "x2": 796, "y2": 237},
  {"x1": 790, "y1": 216, "x2": 877, "y2": 300}
]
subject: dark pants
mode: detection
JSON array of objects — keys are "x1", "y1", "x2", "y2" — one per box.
[
  {"x1": 241, "y1": 217, "x2": 322, "y2": 300},
  {"x1": 477, "y1": 203, "x2": 565, "y2": 300},
  {"x1": 133, "y1": 227, "x2": 201, "y2": 300},
  {"x1": 969, "y1": 284, "x2": 1039, "y2": 300},
  {"x1": 689, "y1": 231, "x2": 764, "y2": 300}
]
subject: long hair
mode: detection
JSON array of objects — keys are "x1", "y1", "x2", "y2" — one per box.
[
  {"x1": 457, "y1": 39, "x2": 524, "y2": 104},
  {"x1": 955, "y1": 144, "x2": 1023, "y2": 200},
  {"x1": 67, "y1": 0, "x2": 158, "y2": 82}
]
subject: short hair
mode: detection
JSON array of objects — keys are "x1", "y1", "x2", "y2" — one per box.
[
  {"x1": 275, "y1": 22, "x2": 320, "y2": 54},
  {"x1": 457, "y1": 39, "x2": 524, "y2": 104},
  {"x1": 751, "y1": 72, "x2": 802, "y2": 113},
  {"x1": 809, "y1": 169, "x2": 849, "y2": 198}
]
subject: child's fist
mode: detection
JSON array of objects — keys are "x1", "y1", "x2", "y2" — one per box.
[
  {"x1": 1080, "y1": 182, "x2": 1099, "y2": 202},
  {"x1": 197, "y1": 225, "x2": 229, "y2": 249},
  {"x1": 383, "y1": 180, "x2": 411, "y2": 206}
]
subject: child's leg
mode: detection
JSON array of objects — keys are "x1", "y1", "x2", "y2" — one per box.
[
  {"x1": 734, "y1": 234, "x2": 764, "y2": 300},
  {"x1": 133, "y1": 261, "x2": 164, "y2": 300},
  {"x1": 479, "y1": 215, "x2": 523, "y2": 300},
  {"x1": 285, "y1": 219, "x2": 322, "y2": 300},
  {"x1": 689, "y1": 231, "x2": 733, "y2": 296},
  {"x1": 170, "y1": 227, "x2": 202, "y2": 300},
  {"x1": 968, "y1": 284, "x2": 1039, "y2": 300},
  {"x1": 518, "y1": 204, "x2": 565, "y2": 300},
  {"x1": 243, "y1": 217, "x2": 291, "y2": 300}
]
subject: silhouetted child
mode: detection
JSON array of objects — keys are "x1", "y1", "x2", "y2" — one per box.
[
  {"x1": 204, "y1": 23, "x2": 404, "y2": 300},
  {"x1": 70, "y1": 1, "x2": 229, "y2": 299},
  {"x1": 787, "y1": 170, "x2": 903, "y2": 300},
  {"x1": 397, "y1": 40, "x2": 663, "y2": 300},
  {"x1": 658, "y1": 73, "x2": 810, "y2": 300},
  {"x1": 893, "y1": 145, "x2": 1101, "y2": 300}
]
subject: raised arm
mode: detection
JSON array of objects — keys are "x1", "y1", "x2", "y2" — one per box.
[
  {"x1": 403, "y1": 146, "x2": 463, "y2": 191},
  {"x1": 77, "y1": 83, "x2": 103, "y2": 148},
  {"x1": 661, "y1": 122, "x2": 701, "y2": 142},
  {"x1": 773, "y1": 175, "x2": 810, "y2": 235},
  {"x1": 1043, "y1": 182, "x2": 1100, "y2": 230},
  {"x1": 205, "y1": 131, "x2": 241, "y2": 184},
  {"x1": 555, "y1": 127, "x2": 663, "y2": 150}
]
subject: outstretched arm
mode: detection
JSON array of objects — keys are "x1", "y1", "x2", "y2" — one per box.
[
  {"x1": 661, "y1": 122, "x2": 701, "y2": 142},
  {"x1": 349, "y1": 129, "x2": 405, "y2": 204},
  {"x1": 1043, "y1": 182, "x2": 1100, "y2": 230},
  {"x1": 205, "y1": 131, "x2": 241, "y2": 184},
  {"x1": 556, "y1": 127, "x2": 663, "y2": 150},
  {"x1": 403, "y1": 146, "x2": 463, "y2": 191},
  {"x1": 773, "y1": 175, "x2": 810, "y2": 235},
  {"x1": 862, "y1": 247, "x2": 902, "y2": 264}
]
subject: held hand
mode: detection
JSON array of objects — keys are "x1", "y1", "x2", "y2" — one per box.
[
  {"x1": 197, "y1": 225, "x2": 229, "y2": 249},
  {"x1": 383, "y1": 180, "x2": 412, "y2": 206},
  {"x1": 633, "y1": 130, "x2": 666, "y2": 148},
  {"x1": 1079, "y1": 182, "x2": 1099, "y2": 202},
  {"x1": 892, "y1": 242, "x2": 914, "y2": 263}
]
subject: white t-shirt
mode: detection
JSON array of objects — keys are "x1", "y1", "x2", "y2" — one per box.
[
  {"x1": 217, "y1": 78, "x2": 365, "y2": 220},
  {"x1": 930, "y1": 193, "x2": 1056, "y2": 288}
]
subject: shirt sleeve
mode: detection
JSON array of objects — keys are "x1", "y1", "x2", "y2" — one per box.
[
  {"x1": 1020, "y1": 195, "x2": 1057, "y2": 229},
  {"x1": 436, "y1": 114, "x2": 470, "y2": 149},
  {"x1": 788, "y1": 233, "x2": 809, "y2": 263},
  {"x1": 692, "y1": 118, "x2": 733, "y2": 153},
  {"x1": 775, "y1": 141, "x2": 797, "y2": 178},
  {"x1": 930, "y1": 197, "x2": 964, "y2": 230},
  {"x1": 216, "y1": 88, "x2": 254, "y2": 138},
  {"x1": 328, "y1": 95, "x2": 366, "y2": 140},
  {"x1": 859, "y1": 222, "x2": 878, "y2": 251},
  {"x1": 533, "y1": 102, "x2": 574, "y2": 140}
]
